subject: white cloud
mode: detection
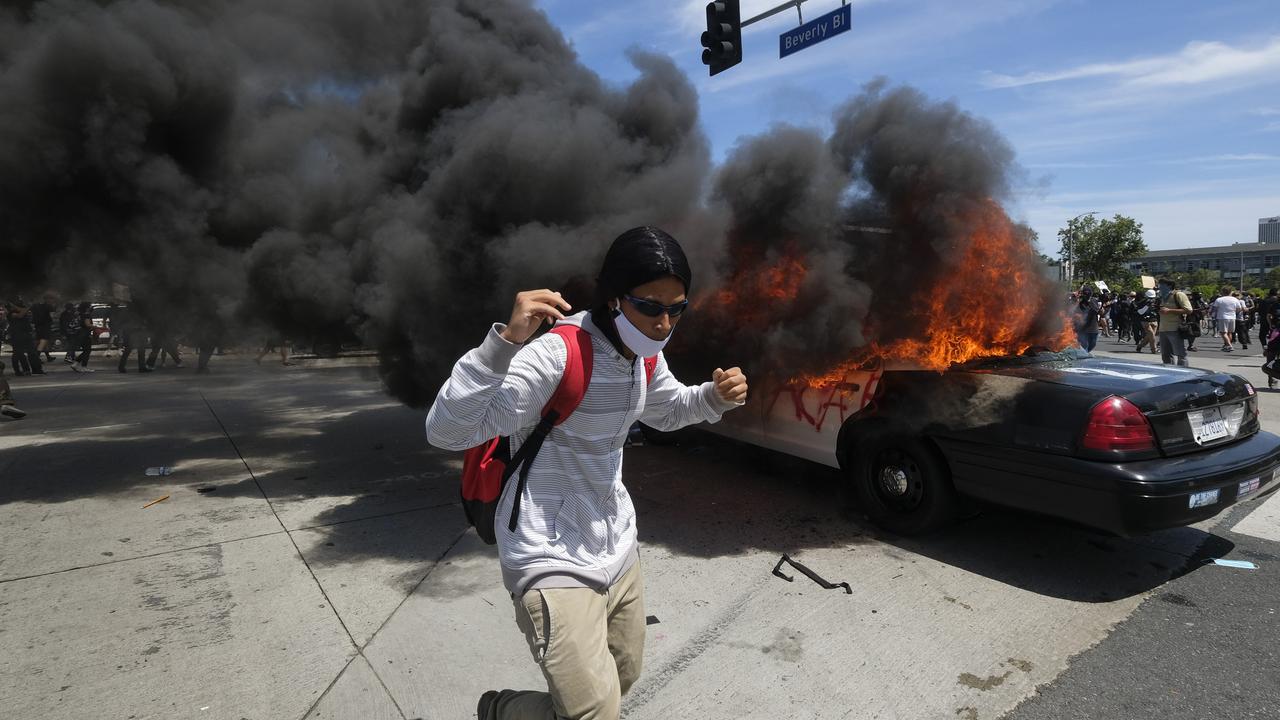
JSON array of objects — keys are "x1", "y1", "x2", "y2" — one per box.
[
  {"x1": 1199, "y1": 154, "x2": 1280, "y2": 162},
  {"x1": 984, "y1": 36, "x2": 1280, "y2": 91},
  {"x1": 1252, "y1": 107, "x2": 1280, "y2": 116}
]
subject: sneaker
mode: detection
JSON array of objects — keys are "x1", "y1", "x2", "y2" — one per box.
[
  {"x1": 64, "y1": 357, "x2": 74, "y2": 364},
  {"x1": 71, "y1": 364, "x2": 82, "y2": 373},
  {"x1": 0, "y1": 404, "x2": 25, "y2": 420},
  {"x1": 139, "y1": 367, "x2": 152, "y2": 373},
  {"x1": 477, "y1": 690, "x2": 499, "y2": 719}
]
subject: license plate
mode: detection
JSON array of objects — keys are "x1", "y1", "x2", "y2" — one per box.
[
  {"x1": 1189, "y1": 488, "x2": 1220, "y2": 509},
  {"x1": 1188, "y1": 406, "x2": 1230, "y2": 444},
  {"x1": 1239, "y1": 477, "x2": 1262, "y2": 498}
]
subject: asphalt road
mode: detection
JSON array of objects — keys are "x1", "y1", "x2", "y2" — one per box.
[{"x1": 0, "y1": 342, "x2": 1276, "y2": 720}]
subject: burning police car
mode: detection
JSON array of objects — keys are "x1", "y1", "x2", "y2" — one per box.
[{"x1": 702, "y1": 349, "x2": 1280, "y2": 536}]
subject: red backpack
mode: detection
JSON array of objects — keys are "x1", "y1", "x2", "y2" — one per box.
[{"x1": 460, "y1": 325, "x2": 658, "y2": 544}]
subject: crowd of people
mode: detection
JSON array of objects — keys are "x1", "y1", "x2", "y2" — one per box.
[
  {"x1": 1071, "y1": 280, "x2": 1280, "y2": 383},
  {"x1": 1, "y1": 292, "x2": 294, "y2": 421}
]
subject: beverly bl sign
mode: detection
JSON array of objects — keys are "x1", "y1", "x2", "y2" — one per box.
[{"x1": 779, "y1": 3, "x2": 850, "y2": 58}]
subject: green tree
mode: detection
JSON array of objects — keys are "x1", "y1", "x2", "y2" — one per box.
[
  {"x1": 1266, "y1": 266, "x2": 1280, "y2": 290},
  {"x1": 1057, "y1": 214, "x2": 1147, "y2": 283}
]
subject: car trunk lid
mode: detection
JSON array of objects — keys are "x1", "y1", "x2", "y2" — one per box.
[{"x1": 1125, "y1": 374, "x2": 1259, "y2": 455}]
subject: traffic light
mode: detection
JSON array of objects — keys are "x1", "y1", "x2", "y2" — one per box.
[{"x1": 700, "y1": 0, "x2": 742, "y2": 76}]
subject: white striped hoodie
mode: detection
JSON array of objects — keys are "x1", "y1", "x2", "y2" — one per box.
[{"x1": 425, "y1": 311, "x2": 740, "y2": 596}]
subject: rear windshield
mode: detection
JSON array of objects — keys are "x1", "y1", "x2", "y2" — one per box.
[{"x1": 955, "y1": 347, "x2": 1087, "y2": 371}]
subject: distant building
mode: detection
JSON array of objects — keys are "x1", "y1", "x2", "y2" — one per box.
[
  {"x1": 1129, "y1": 243, "x2": 1276, "y2": 285},
  {"x1": 1262, "y1": 216, "x2": 1280, "y2": 244}
]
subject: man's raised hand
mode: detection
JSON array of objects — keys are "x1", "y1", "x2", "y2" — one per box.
[
  {"x1": 500, "y1": 290, "x2": 572, "y2": 344},
  {"x1": 712, "y1": 367, "x2": 748, "y2": 404}
]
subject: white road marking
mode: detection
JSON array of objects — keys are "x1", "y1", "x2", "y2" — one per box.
[{"x1": 1231, "y1": 488, "x2": 1280, "y2": 543}]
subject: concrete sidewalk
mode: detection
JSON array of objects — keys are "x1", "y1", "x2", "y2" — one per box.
[{"x1": 0, "y1": 358, "x2": 505, "y2": 720}]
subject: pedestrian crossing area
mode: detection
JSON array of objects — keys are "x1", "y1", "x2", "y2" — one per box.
[{"x1": 1231, "y1": 486, "x2": 1280, "y2": 543}]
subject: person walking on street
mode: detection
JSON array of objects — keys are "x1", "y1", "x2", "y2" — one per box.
[
  {"x1": 32, "y1": 293, "x2": 56, "y2": 363},
  {"x1": 1186, "y1": 291, "x2": 1207, "y2": 352},
  {"x1": 1157, "y1": 278, "x2": 1193, "y2": 367},
  {"x1": 0, "y1": 361, "x2": 27, "y2": 419},
  {"x1": 1074, "y1": 286, "x2": 1102, "y2": 352},
  {"x1": 1237, "y1": 291, "x2": 1254, "y2": 350},
  {"x1": 112, "y1": 304, "x2": 152, "y2": 374},
  {"x1": 1134, "y1": 290, "x2": 1159, "y2": 354},
  {"x1": 425, "y1": 227, "x2": 747, "y2": 720},
  {"x1": 255, "y1": 337, "x2": 293, "y2": 366},
  {"x1": 6, "y1": 300, "x2": 44, "y2": 376},
  {"x1": 70, "y1": 301, "x2": 95, "y2": 372},
  {"x1": 60, "y1": 303, "x2": 79, "y2": 364},
  {"x1": 1259, "y1": 289, "x2": 1279, "y2": 348},
  {"x1": 1211, "y1": 288, "x2": 1239, "y2": 352}
]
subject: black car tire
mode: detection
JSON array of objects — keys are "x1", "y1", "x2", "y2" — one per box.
[{"x1": 848, "y1": 432, "x2": 958, "y2": 535}]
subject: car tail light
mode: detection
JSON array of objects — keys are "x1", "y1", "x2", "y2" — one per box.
[{"x1": 1082, "y1": 396, "x2": 1155, "y2": 452}]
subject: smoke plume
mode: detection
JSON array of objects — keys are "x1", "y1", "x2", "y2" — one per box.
[{"x1": 1, "y1": 1, "x2": 1064, "y2": 405}]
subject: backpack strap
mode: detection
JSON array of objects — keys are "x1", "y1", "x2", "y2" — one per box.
[{"x1": 506, "y1": 325, "x2": 593, "y2": 532}]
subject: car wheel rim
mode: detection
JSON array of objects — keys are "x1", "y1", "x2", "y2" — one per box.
[{"x1": 872, "y1": 448, "x2": 925, "y2": 512}]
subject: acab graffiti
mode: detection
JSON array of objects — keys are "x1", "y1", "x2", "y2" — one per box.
[{"x1": 765, "y1": 367, "x2": 884, "y2": 432}]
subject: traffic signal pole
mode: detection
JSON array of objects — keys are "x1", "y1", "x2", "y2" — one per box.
[
  {"x1": 741, "y1": 0, "x2": 810, "y2": 28},
  {"x1": 702, "y1": 0, "x2": 848, "y2": 75}
]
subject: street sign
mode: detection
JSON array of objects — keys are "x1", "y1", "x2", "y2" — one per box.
[{"x1": 779, "y1": 3, "x2": 850, "y2": 59}]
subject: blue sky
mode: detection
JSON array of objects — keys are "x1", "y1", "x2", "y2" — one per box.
[{"x1": 535, "y1": 0, "x2": 1280, "y2": 254}]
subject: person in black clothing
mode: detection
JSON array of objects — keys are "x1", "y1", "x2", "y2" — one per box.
[
  {"x1": 112, "y1": 304, "x2": 152, "y2": 374},
  {"x1": 60, "y1": 303, "x2": 79, "y2": 363},
  {"x1": 194, "y1": 311, "x2": 224, "y2": 374},
  {"x1": 1238, "y1": 292, "x2": 1254, "y2": 350},
  {"x1": 69, "y1": 301, "x2": 95, "y2": 372},
  {"x1": 1186, "y1": 291, "x2": 1207, "y2": 352},
  {"x1": 6, "y1": 300, "x2": 43, "y2": 375},
  {"x1": 1259, "y1": 289, "x2": 1279, "y2": 348},
  {"x1": 31, "y1": 293, "x2": 55, "y2": 363},
  {"x1": 0, "y1": 361, "x2": 27, "y2": 419},
  {"x1": 145, "y1": 319, "x2": 183, "y2": 369}
]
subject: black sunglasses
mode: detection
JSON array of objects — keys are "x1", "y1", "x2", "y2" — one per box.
[{"x1": 623, "y1": 295, "x2": 689, "y2": 318}]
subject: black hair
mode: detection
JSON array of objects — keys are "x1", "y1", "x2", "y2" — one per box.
[
  {"x1": 1158, "y1": 276, "x2": 1175, "y2": 288},
  {"x1": 590, "y1": 226, "x2": 692, "y2": 355}
]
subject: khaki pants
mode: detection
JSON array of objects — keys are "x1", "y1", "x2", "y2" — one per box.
[
  {"x1": 1136, "y1": 321, "x2": 1157, "y2": 353},
  {"x1": 484, "y1": 562, "x2": 646, "y2": 720}
]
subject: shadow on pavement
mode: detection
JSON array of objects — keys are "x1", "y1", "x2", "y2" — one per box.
[{"x1": 629, "y1": 430, "x2": 1233, "y2": 603}]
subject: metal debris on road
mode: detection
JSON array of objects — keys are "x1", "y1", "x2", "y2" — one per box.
[
  {"x1": 645, "y1": 615, "x2": 660, "y2": 625},
  {"x1": 141, "y1": 495, "x2": 170, "y2": 509},
  {"x1": 772, "y1": 554, "x2": 852, "y2": 594},
  {"x1": 144, "y1": 467, "x2": 173, "y2": 476},
  {"x1": 195, "y1": 485, "x2": 218, "y2": 494}
]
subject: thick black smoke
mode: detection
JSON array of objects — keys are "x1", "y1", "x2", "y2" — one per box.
[
  {"x1": 1, "y1": 2, "x2": 1062, "y2": 405},
  {"x1": 682, "y1": 81, "x2": 1062, "y2": 382}
]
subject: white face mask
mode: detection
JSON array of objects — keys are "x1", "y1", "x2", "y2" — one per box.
[{"x1": 613, "y1": 300, "x2": 673, "y2": 358}]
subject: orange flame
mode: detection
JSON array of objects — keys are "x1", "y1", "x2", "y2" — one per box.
[{"x1": 709, "y1": 201, "x2": 1074, "y2": 389}]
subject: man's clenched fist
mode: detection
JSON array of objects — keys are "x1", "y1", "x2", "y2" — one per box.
[{"x1": 712, "y1": 367, "x2": 748, "y2": 404}]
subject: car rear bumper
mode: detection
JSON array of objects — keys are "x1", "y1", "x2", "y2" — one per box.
[{"x1": 941, "y1": 430, "x2": 1280, "y2": 536}]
